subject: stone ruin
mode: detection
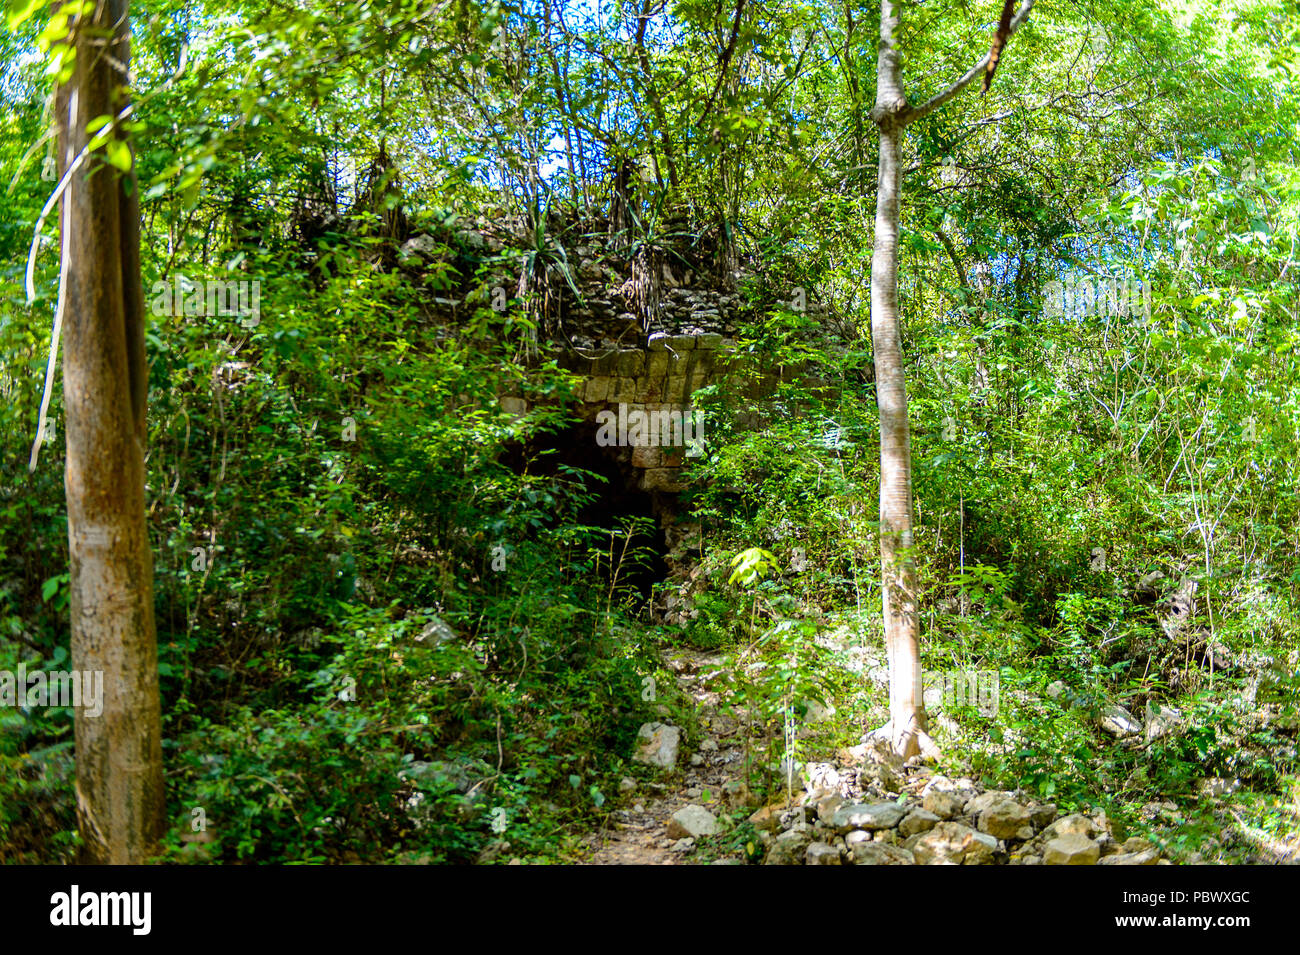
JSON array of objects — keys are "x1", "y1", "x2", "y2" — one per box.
[{"x1": 405, "y1": 219, "x2": 837, "y2": 623}]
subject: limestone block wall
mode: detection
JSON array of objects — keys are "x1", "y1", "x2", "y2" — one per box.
[
  {"x1": 488, "y1": 286, "x2": 837, "y2": 626},
  {"x1": 496, "y1": 329, "x2": 729, "y2": 627},
  {"x1": 498, "y1": 331, "x2": 836, "y2": 496},
  {"x1": 558, "y1": 331, "x2": 732, "y2": 491},
  {"x1": 481, "y1": 246, "x2": 837, "y2": 497}
]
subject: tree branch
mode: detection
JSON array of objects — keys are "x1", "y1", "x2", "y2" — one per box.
[
  {"x1": 697, "y1": 0, "x2": 747, "y2": 124},
  {"x1": 904, "y1": 0, "x2": 1035, "y2": 127},
  {"x1": 983, "y1": 0, "x2": 1018, "y2": 93},
  {"x1": 935, "y1": 227, "x2": 970, "y2": 292}
]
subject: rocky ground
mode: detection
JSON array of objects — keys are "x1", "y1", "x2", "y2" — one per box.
[{"x1": 579, "y1": 647, "x2": 1168, "y2": 865}]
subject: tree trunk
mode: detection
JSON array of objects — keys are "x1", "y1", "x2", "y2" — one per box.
[
  {"x1": 57, "y1": 0, "x2": 165, "y2": 864},
  {"x1": 866, "y1": 0, "x2": 1035, "y2": 758},
  {"x1": 868, "y1": 0, "x2": 931, "y2": 760}
]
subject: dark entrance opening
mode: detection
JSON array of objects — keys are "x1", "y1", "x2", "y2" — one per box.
[{"x1": 502, "y1": 416, "x2": 669, "y2": 613}]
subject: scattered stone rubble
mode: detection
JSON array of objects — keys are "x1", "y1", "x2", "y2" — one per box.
[
  {"x1": 626, "y1": 713, "x2": 1168, "y2": 865},
  {"x1": 741, "y1": 743, "x2": 1167, "y2": 865}
]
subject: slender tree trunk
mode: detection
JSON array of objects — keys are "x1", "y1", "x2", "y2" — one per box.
[
  {"x1": 57, "y1": 0, "x2": 165, "y2": 863},
  {"x1": 866, "y1": 0, "x2": 1035, "y2": 758},
  {"x1": 868, "y1": 0, "x2": 931, "y2": 760}
]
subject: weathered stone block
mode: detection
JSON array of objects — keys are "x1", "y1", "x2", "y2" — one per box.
[
  {"x1": 911, "y1": 822, "x2": 978, "y2": 865},
  {"x1": 636, "y1": 377, "x2": 664, "y2": 402},
  {"x1": 976, "y1": 796, "x2": 1034, "y2": 841},
  {"x1": 611, "y1": 377, "x2": 636, "y2": 402},
  {"x1": 557, "y1": 351, "x2": 586, "y2": 372},
  {"x1": 583, "y1": 377, "x2": 610, "y2": 402},
  {"x1": 632, "y1": 446, "x2": 661, "y2": 468},
  {"x1": 899, "y1": 809, "x2": 942, "y2": 838},
  {"x1": 1043, "y1": 832, "x2": 1100, "y2": 865},
  {"x1": 851, "y1": 842, "x2": 915, "y2": 865},
  {"x1": 659, "y1": 445, "x2": 686, "y2": 467},
  {"x1": 640, "y1": 467, "x2": 684, "y2": 492},
  {"x1": 831, "y1": 802, "x2": 908, "y2": 834},
  {"x1": 617, "y1": 349, "x2": 646, "y2": 377},
  {"x1": 805, "y1": 843, "x2": 842, "y2": 865},
  {"x1": 584, "y1": 350, "x2": 618, "y2": 376},
  {"x1": 668, "y1": 805, "x2": 718, "y2": 840}
]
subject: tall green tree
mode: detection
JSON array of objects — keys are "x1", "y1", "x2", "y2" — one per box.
[{"x1": 867, "y1": 0, "x2": 1036, "y2": 758}]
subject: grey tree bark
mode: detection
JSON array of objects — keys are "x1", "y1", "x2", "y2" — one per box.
[{"x1": 867, "y1": 0, "x2": 1035, "y2": 758}]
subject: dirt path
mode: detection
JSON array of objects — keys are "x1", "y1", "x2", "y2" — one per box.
[{"x1": 580, "y1": 649, "x2": 749, "y2": 865}]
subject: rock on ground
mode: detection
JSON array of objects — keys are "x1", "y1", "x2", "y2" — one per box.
[
  {"x1": 1099, "y1": 848, "x2": 1159, "y2": 865},
  {"x1": 765, "y1": 828, "x2": 814, "y2": 866},
  {"x1": 1044, "y1": 832, "x2": 1100, "y2": 865},
  {"x1": 852, "y1": 841, "x2": 915, "y2": 865},
  {"x1": 976, "y1": 796, "x2": 1034, "y2": 841},
  {"x1": 1145, "y1": 704, "x2": 1183, "y2": 742},
  {"x1": 1099, "y1": 704, "x2": 1142, "y2": 738},
  {"x1": 831, "y1": 801, "x2": 908, "y2": 833},
  {"x1": 667, "y1": 804, "x2": 718, "y2": 840},
  {"x1": 922, "y1": 790, "x2": 966, "y2": 820},
  {"x1": 899, "y1": 809, "x2": 941, "y2": 837},
  {"x1": 910, "y1": 822, "x2": 980, "y2": 865},
  {"x1": 633, "y1": 722, "x2": 681, "y2": 769},
  {"x1": 805, "y1": 842, "x2": 842, "y2": 865},
  {"x1": 1042, "y1": 813, "x2": 1098, "y2": 842}
]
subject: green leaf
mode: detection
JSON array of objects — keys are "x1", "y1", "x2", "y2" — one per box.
[
  {"x1": 41, "y1": 575, "x2": 64, "y2": 602},
  {"x1": 729, "y1": 547, "x2": 778, "y2": 586},
  {"x1": 7, "y1": 0, "x2": 44, "y2": 31},
  {"x1": 105, "y1": 139, "x2": 132, "y2": 173}
]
